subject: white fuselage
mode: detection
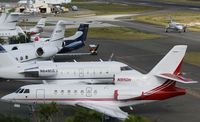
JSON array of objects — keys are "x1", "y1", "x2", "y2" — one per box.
[
  {"x1": 0, "y1": 26, "x2": 25, "y2": 39},
  {"x1": 167, "y1": 22, "x2": 185, "y2": 31},
  {"x1": 0, "y1": 61, "x2": 133, "y2": 84},
  {"x1": 2, "y1": 77, "x2": 157, "y2": 108},
  {"x1": 3, "y1": 38, "x2": 63, "y2": 62},
  {"x1": 0, "y1": 29, "x2": 18, "y2": 38}
]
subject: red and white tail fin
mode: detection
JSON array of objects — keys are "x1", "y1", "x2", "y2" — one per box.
[{"x1": 149, "y1": 45, "x2": 187, "y2": 75}]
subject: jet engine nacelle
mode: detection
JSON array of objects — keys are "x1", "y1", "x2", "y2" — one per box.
[{"x1": 36, "y1": 46, "x2": 59, "y2": 58}]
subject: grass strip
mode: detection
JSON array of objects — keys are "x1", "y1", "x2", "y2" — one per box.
[
  {"x1": 66, "y1": 27, "x2": 162, "y2": 41},
  {"x1": 185, "y1": 52, "x2": 200, "y2": 67},
  {"x1": 135, "y1": 11, "x2": 200, "y2": 32},
  {"x1": 68, "y1": 2, "x2": 160, "y2": 15}
]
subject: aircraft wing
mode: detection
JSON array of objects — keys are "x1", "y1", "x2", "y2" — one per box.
[
  {"x1": 156, "y1": 73, "x2": 198, "y2": 84},
  {"x1": 76, "y1": 102, "x2": 128, "y2": 120}
]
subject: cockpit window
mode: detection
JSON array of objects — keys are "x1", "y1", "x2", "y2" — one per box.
[
  {"x1": 15, "y1": 88, "x2": 21, "y2": 93},
  {"x1": 19, "y1": 89, "x2": 24, "y2": 93},
  {"x1": 45, "y1": 39, "x2": 50, "y2": 42},
  {"x1": 176, "y1": 24, "x2": 182, "y2": 26},
  {"x1": 24, "y1": 89, "x2": 30, "y2": 93},
  {"x1": 120, "y1": 66, "x2": 133, "y2": 71}
]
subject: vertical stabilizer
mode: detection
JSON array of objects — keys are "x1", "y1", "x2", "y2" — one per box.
[
  {"x1": 0, "y1": 13, "x2": 21, "y2": 30},
  {"x1": 50, "y1": 20, "x2": 68, "y2": 41},
  {"x1": 169, "y1": 16, "x2": 173, "y2": 23},
  {"x1": 149, "y1": 45, "x2": 187, "y2": 75},
  {"x1": 77, "y1": 24, "x2": 89, "y2": 42},
  {"x1": 49, "y1": 20, "x2": 70, "y2": 42},
  {"x1": 36, "y1": 17, "x2": 46, "y2": 28},
  {"x1": 0, "y1": 45, "x2": 19, "y2": 67}
]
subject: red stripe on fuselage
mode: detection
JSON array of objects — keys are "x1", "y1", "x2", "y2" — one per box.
[{"x1": 14, "y1": 98, "x2": 115, "y2": 101}]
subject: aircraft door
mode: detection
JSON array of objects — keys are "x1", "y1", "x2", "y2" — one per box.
[
  {"x1": 86, "y1": 87, "x2": 92, "y2": 97},
  {"x1": 79, "y1": 68, "x2": 84, "y2": 78},
  {"x1": 36, "y1": 89, "x2": 45, "y2": 103}
]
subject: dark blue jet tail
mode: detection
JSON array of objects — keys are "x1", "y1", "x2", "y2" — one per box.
[{"x1": 59, "y1": 24, "x2": 89, "y2": 53}]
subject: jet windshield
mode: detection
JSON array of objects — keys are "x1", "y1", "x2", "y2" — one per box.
[
  {"x1": 15, "y1": 88, "x2": 30, "y2": 93},
  {"x1": 120, "y1": 66, "x2": 133, "y2": 71},
  {"x1": 176, "y1": 23, "x2": 182, "y2": 26}
]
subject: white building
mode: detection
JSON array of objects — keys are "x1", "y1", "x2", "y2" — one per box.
[
  {"x1": 18, "y1": 0, "x2": 72, "y2": 5},
  {"x1": 18, "y1": 0, "x2": 71, "y2": 13}
]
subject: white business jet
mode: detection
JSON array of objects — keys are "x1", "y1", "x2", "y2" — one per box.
[
  {"x1": 24, "y1": 17, "x2": 46, "y2": 36},
  {"x1": 0, "y1": 12, "x2": 25, "y2": 39},
  {"x1": 2, "y1": 21, "x2": 90, "y2": 62},
  {"x1": 0, "y1": 43, "x2": 131, "y2": 83},
  {"x1": 1, "y1": 45, "x2": 197, "y2": 120},
  {"x1": 165, "y1": 17, "x2": 187, "y2": 33}
]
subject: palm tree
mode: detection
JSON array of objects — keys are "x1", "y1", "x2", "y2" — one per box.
[
  {"x1": 0, "y1": 38, "x2": 6, "y2": 44},
  {"x1": 65, "y1": 107, "x2": 102, "y2": 122},
  {"x1": 124, "y1": 115, "x2": 150, "y2": 122},
  {"x1": 38, "y1": 102, "x2": 59, "y2": 122},
  {"x1": 8, "y1": 36, "x2": 18, "y2": 44}
]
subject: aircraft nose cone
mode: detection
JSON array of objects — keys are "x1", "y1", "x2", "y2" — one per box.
[{"x1": 1, "y1": 94, "x2": 13, "y2": 102}]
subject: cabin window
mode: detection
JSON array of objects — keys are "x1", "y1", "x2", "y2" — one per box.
[
  {"x1": 15, "y1": 88, "x2": 21, "y2": 93},
  {"x1": 61, "y1": 90, "x2": 64, "y2": 95},
  {"x1": 20, "y1": 56, "x2": 23, "y2": 61},
  {"x1": 24, "y1": 89, "x2": 30, "y2": 93},
  {"x1": 25, "y1": 55, "x2": 28, "y2": 59},
  {"x1": 19, "y1": 89, "x2": 24, "y2": 93},
  {"x1": 120, "y1": 66, "x2": 133, "y2": 71},
  {"x1": 54, "y1": 90, "x2": 58, "y2": 95},
  {"x1": 16, "y1": 58, "x2": 18, "y2": 61},
  {"x1": 67, "y1": 90, "x2": 71, "y2": 94},
  {"x1": 80, "y1": 90, "x2": 84, "y2": 95},
  {"x1": 74, "y1": 90, "x2": 77, "y2": 95},
  {"x1": 93, "y1": 90, "x2": 97, "y2": 95}
]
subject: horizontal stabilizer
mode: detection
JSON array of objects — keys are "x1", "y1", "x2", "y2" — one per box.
[
  {"x1": 76, "y1": 102, "x2": 128, "y2": 120},
  {"x1": 156, "y1": 73, "x2": 198, "y2": 84}
]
